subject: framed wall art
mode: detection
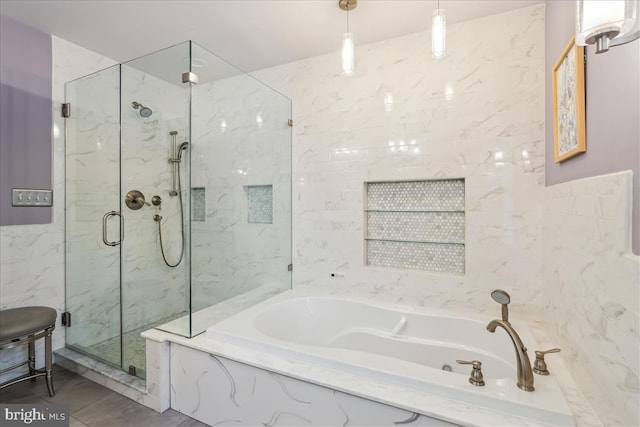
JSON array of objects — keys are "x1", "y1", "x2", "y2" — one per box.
[{"x1": 552, "y1": 36, "x2": 586, "y2": 163}]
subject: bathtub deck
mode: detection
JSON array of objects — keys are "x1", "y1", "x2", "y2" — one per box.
[
  {"x1": 154, "y1": 285, "x2": 287, "y2": 336},
  {"x1": 145, "y1": 289, "x2": 600, "y2": 426}
]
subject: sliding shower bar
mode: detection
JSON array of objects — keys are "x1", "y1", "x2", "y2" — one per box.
[
  {"x1": 169, "y1": 131, "x2": 189, "y2": 196},
  {"x1": 169, "y1": 131, "x2": 179, "y2": 196}
]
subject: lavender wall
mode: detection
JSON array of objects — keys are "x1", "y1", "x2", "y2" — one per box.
[
  {"x1": 0, "y1": 15, "x2": 52, "y2": 225},
  {"x1": 545, "y1": 1, "x2": 640, "y2": 254}
]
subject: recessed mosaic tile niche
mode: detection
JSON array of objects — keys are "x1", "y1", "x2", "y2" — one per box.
[
  {"x1": 191, "y1": 187, "x2": 205, "y2": 221},
  {"x1": 246, "y1": 185, "x2": 273, "y2": 224},
  {"x1": 365, "y1": 179, "x2": 465, "y2": 274}
]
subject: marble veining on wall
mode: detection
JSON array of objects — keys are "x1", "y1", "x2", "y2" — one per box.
[
  {"x1": 543, "y1": 171, "x2": 639, "y2": 427},
  {"x1": 189, "y1": 66, "x2": 292, "y2": 315},
  {"x1": 252, "y1": 4, "x2": 546, "y2": 316}
]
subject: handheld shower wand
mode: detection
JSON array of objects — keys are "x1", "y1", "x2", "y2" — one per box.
[
  {"x1": 177, "y1": 142, "x2": 189, "y2": 161},
  {"x1": 156, "y1": 131, "x2": 189, "y2": 268},
  {"x1": 490, "y1": 289, "x2": 511, "y2": 322}
]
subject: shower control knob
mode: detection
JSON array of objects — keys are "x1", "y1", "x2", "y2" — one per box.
[
  {"x1": 125, "y1": 190, "x2": 150, "y2": 210},
  {"x1": 151, "y1": 195, "x2": 162, "y2": 207}
]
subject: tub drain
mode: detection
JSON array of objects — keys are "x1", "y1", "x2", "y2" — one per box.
[{"x1": 442, "y1": 364, "x2": 452, "y2": 372}]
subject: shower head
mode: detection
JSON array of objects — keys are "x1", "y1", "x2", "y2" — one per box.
[
  {"x1": 131, "y1": 101, "x2": 152, "y2": 117},
  {"x1": 177, "y1": 142, "x2": 189, "y2": 161},
  {"x1": 490, "y1": 289, "x2": 511, "y2": 322},
  {"x1": 491, "y1": 289, "x2": 510, "y2": 305}
]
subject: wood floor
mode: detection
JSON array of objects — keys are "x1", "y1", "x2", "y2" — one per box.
[{"x1": 0, "y1": 365, "x2": 207, "y2": 427}]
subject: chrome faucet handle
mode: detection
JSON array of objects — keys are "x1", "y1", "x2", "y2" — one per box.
[
  {"x1": 456, "y1": 359, "x2": 485, "y2": 386},
  {"x1": 533, "y1": 348, "x2": 561, "y2": 375}
]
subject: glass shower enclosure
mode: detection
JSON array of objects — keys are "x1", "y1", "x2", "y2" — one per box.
[{"x1": 64, "y1": 41, "x2": 292, "y2": 378}]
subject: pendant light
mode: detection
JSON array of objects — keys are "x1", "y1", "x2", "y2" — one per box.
[
  {"x1": 576, "y1": 0, "x2": 639, "y2": 54},
  {"x1": 339, "y1": 0, "x2": 357, "y2": 76},
  {"x1": 432, "y1": 0, "x2": 446, "y2": 59}
]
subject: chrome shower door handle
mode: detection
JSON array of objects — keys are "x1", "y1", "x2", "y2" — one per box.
[{"x1": 102, "y1": 211, "x2": 123, "y2": 246}]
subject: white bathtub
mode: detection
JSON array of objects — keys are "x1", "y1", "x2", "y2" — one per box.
[{"x1": 206, "y1": 291, "x2": 574, "y2": 426}]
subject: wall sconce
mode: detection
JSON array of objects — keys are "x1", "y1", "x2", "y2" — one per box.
[
  {"x1": 339, "y1": 0, "x2": 357, "y2": 76},
  {"x1": 432, "y1": 0, "x2": 446, "y2": 58},
  {"x1": 576, "y1": 0, "x2": 639, "y2": 53}
]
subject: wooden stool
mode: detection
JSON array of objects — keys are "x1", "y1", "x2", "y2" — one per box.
[{"x1": 0, "y1": 306, "x2": 56, "y2": 396}]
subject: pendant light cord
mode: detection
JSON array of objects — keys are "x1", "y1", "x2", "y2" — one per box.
[{"x1": 347, "y1": 3, "x2": 350, "y2": 32}]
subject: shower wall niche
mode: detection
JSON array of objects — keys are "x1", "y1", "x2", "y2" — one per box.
[{"x1": 64, "y1": 41, "x2": 292, "y2": 378}]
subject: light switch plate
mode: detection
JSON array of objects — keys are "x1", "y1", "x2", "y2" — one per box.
[{"x1": 12, "y1": 189, "x2": 53, "y2": 207}]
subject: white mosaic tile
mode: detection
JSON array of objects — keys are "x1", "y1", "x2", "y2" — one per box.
[
  {"x1": 367, "y1": 211, "x2": 464, "y2": 243},
  {"x1": 246, "y1": 185, "x2": 273, "y2": 224},
  {"x1": 191, "y1": 187, "x2": 205, "y2": 221},
  {"x1": 365, "y1": 180, "x2": 465, "y2": 274},
  {"x1": 367, "y1": 180, "x2": 465, "y2": 211},
  {"x1": 366, "y1": 240, "x2": 465, "y2": 274}
]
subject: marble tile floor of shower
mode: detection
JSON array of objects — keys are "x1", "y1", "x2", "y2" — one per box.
[
  {"x1": 82, "y1": 329, "x2": 148, "y2": 378},
  {"x1": 76, "y1": 312, "x2": 189, "y2": 379},
  {"x1": 0, "y1": 365, "x2": 207, "y2": 427}
]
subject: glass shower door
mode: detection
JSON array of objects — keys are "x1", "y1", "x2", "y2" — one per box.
[
  {"x1": 65, "y1": 65, "x2": 122, "y2": 367},
  {"x1": 119, "y1": 43, "x2": 191, "y2": 375},
  {"x1": 65, "y1": 44, "x2": 193, "y2": 379}
]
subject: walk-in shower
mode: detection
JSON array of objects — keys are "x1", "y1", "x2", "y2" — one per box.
[{"x1": 64, "y1": 41, "x2": 292, "y2": 379}]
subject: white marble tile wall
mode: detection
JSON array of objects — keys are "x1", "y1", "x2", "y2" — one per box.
[
  {"x1": 0, "y1": 37, "x2": 117, "y2": 381},
  {"x1": 189, "y1": 72, "x2": 292, "y2": 316},
  {"x1": 252, "y1": 4, "x2": 546, "y2": 316},
  {"x1": 170, "y1": 343, "x2": 458, "y2": 426},
  {"x1": 542, "y1": 171, "x2": 640, "y2": 426}
]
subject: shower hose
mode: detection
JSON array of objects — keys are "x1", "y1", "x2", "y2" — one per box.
[{"x1": 156, "y1": 162, "x2": 185, "y2": 268}]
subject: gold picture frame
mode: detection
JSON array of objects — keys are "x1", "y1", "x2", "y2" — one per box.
[{"x1": 552, "y1": 36, "x2": 586, "y2": 163}]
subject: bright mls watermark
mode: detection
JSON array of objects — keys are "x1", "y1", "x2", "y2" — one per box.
[{"x1": 1, "y1": 404, "x2": 69, "y2": 426}]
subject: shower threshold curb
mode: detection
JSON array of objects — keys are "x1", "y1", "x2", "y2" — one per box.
[{"x1": 55, "y1": 347, "x2": 147, "y2": 399}]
